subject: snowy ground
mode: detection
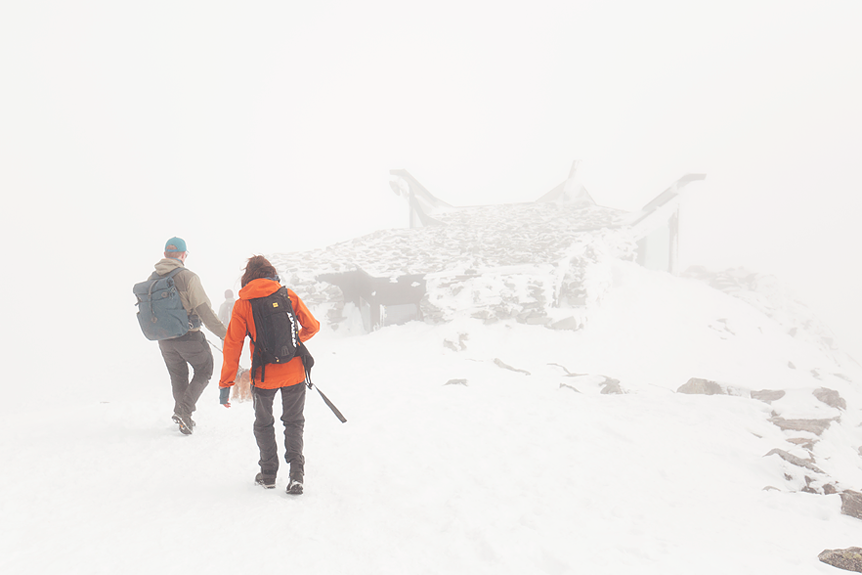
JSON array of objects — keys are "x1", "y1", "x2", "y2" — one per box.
[{"x1": 1, "y1": 260, "x2": 860, "y2": 574}]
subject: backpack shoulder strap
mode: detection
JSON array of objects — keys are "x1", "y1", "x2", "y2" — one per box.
[
  {"x1": 150, "y1": 267, "x2": 186, "y2": 280},
  {"x1": 247, "y1": 292, "x2": 267, "y2": 384}
]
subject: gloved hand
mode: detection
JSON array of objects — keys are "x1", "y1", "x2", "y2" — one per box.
[{"x1": 219, "y1": 386, "x2": 231, "y2": 408}]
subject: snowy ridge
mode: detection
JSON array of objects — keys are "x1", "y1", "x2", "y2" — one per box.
[
  {"x1": 6, "y1": 223, "x2": 862, "y2": 574},
  {"x1": 268, "y1": 216, "x2": 862, "y2": 571},
  {"x1": 563, "y1": 259, "x2": 862, "y2": 498},
  {"x1": 682, "y1": 266, "x2": 847, "y2": 364},
  {"x1": 270, "y1": 217, "x2": 862, "y2": 501}
]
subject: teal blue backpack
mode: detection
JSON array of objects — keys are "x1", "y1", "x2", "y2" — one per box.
[{"x1": 133, "y1": 268, "x2": 199, "y2": 340}]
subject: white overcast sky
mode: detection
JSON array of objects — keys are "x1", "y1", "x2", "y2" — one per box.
[{"x1": 2, "y1": 1, "x2": 861, "y2": 360}]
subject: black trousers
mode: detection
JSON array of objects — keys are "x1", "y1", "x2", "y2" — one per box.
[
  {"x1": 158, "y1": 330, "x2": 214, "y2": 418},
  {"x1": 253, "y1": 383, "x2": 306, "y2": 480}
]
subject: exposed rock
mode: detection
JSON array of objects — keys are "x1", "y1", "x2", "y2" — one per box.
[
  {"x1": 601, "y1": 378, "x2": 624, "y2": 395},
  {"x1": 521, "y1": 312, "x2": 551, "y2": 326},
  {"x1": 814, "y1": 387, "x2": 847, "y2": 410},
  {"x1": 787, "y1": 437, "x2": 818, "y2": 451},
  {"x1": 769, "y1": 416, "x2": 834, "y2": 436},
  {"x1": 559, "y1": 383, "x2": 581, "y2": 393},
  {"x1": 764, "y1": 449, "x2": 824, "y2": 473},
  {"x1": 677, "y1": 378, "x2": 724, "y2": 395},
  {"x1": 841, "y1": 490, "x2": 862, "y2": 520},
  {"x1": 548, "y1": 363, "x2": 584, "y2": 377},
  {"x1": 443, "y1": 333, "x2": 469, "y2": 352},
  {"x1": 802, "y1": 475, "x2": 833, "y2": 495},
  {"x1": 444, "y1": 379, "x2": 467, "y2": 386},
  {"x1": 493, "y1": 358, "x2": 531, "y2": 375},
  {"x1": 549, "y1": 316, "x2": 582, "y2": 331},
  {"x1": 751, "y1": 389, "x2": 786, "y2": 403},
  {"x1": 819, "y1": 547, "x2": 862, "y2": 572}
]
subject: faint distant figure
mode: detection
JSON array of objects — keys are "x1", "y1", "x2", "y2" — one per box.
[{"x1": 218, "y1": 289, "x2": 235, "y2": 326}]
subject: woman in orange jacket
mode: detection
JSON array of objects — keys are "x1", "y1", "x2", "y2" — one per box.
[{"x1": 218, "y1": 255, "x2": 320, "y2": 494}]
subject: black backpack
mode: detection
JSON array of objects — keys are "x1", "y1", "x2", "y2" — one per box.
[{"x1": 249, "y1": 286, "x2": 312, "y2": 383}]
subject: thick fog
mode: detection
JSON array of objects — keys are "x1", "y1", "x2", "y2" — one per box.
[{"x1": 2, "y1": 1, "x2": 861, "y2": 375}]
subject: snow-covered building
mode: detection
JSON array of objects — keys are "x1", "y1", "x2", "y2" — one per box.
[
  {"x1": 269, "y1": 163, "x2": 705, "y2": 332},
  {"x1": 389, "y1": 162, "x2": 705, "y2": 276}
]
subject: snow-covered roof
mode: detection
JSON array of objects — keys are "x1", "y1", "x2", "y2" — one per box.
[
  {"x1": 270, "y1": 167, "x2": 704, "y2": 327},
  {"x1": 271, "y1": 201, "x2": 627, "y2": 280},
  {"x1": 268, "y1": 197, "x2": 637, "y2": 328}
]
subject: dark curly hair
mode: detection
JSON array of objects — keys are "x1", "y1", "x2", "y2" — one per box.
[{"x1": 241, "y1": 255, "x2": 279, "y2": 287}]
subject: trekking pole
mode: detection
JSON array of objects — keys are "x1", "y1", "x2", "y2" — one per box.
[
  {"x1": 210, "y1": 339, "x2": 346, "y2": 424},
  {"x1": 306, "y1": 369, "x2": 347, "y2": 424}
]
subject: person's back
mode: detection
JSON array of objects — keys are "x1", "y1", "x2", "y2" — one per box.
[
  {"x1": 218, "y1": 255, "x2": 320, "y2": 494},
  {"x1": 218, "y1": 289, "x2": 235, "y2": 326},
  {"x1": 148, "y1": 237, "x2": 227, "y2": 435}
]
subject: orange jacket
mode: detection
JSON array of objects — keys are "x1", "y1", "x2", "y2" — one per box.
[{"x1": 218, "y1": 278, "x2": 320, "y2": 390}]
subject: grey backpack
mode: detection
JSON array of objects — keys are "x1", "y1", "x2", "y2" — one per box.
[{"x1": 133, "y1": 268, "x2": 199, "y2": 340}]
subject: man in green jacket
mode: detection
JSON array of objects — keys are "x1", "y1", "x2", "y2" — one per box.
[{"x1": 154, "y1": 237, "x2": 227, "y2": 435}]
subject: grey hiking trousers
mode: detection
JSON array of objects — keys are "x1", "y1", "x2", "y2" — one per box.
[
  {"x1": 158, "y1": 330, "x2": 214, "y2": 418},
  {"x1": 253, "y1": 383, "x2": 306, "y2": 480}
]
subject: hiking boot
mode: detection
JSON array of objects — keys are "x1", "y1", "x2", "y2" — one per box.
[
  {"x1": 287, "y1": 478, "x2": 303, "y2": 495},
  {"x1": 255, "y1": 472, "x2": 276, "y2": 489},
  {"x1": 171, "y1": 413, "x2": 193, "y2": 435}
]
